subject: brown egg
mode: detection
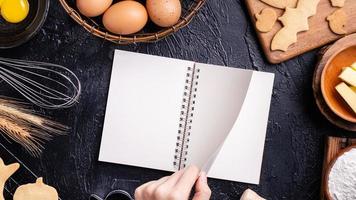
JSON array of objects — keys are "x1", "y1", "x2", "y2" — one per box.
[
  {"x1": 146, "y1": 0, "x2": 181, "y2": 27},
  {"x1": 103, "y1": 1, "x2": 148, "y2": 35},
  {"x1": 76, "y1": 0, "x2": 112, "y2": 17}
]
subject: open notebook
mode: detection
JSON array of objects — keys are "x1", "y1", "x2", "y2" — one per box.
[{"x1": 99, "y1": 50, "x2": 274, "y2": 184}]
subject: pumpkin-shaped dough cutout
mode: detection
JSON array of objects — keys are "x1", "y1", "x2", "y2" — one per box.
[{"x1": 14, "y1": 177, "x2": 58, "y2": 200}]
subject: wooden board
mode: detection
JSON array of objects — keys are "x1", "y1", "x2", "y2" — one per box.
[
  {"x1": 245, "y1": 0, "x2": 356, "y2": 64},
  {"x1": 320, "y1": 136, "x2": 356, "y2": 200}
]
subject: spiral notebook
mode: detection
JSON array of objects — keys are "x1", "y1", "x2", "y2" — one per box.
[{"x1": 99, "y1": 50, "x2": 274, "y2": 184}]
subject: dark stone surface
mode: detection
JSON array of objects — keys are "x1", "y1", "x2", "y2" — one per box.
[{"x1": 0, "y1": 0, "x2": 354, "y2": 199}]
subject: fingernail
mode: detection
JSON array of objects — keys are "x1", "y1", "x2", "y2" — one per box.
[{"x1": 200, "y1": 171, "x2": 207, "y2": 183}]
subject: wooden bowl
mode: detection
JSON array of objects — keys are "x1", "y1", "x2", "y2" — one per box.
[
  {"x1": 313, "y1": 34, "x2": 356, "y2": 131},
  {"x1": 321, "y1": 39, "x2": 356, "y2": 123},
  {"x1": 323, "y1": 145, "x2": 356, "y2": 200}
]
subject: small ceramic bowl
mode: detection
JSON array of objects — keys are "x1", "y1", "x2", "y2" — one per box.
[
  {"x1": 321, "y1": 45, "x2": 356, "y2": 123},
  {"x1": 0, "y1": 0, "x2": 49, "y2": 49},
  {"x1": 324, "y1": 145, "x2": 356, "y2": 200}
]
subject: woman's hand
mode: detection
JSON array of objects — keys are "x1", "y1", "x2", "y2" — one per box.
[{"x1": 135, "y1": 165, "x2": 211, "y2": 200}]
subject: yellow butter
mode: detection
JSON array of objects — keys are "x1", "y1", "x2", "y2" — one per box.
[
  {"x1": 351, "y1": 62, "x2": 356, "y2": 71},
  {"x1": 339, "y1": 67, "x2": 356, "y2": 87},
  {"x1": 335, "y1": 82, "x2": 356, "y2": 114},
  {"x1": 352, "y1": 86, "x2": 356, "y2": 93}
]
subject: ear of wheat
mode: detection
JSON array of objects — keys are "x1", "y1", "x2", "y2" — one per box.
[{"x1": 0, "y1": 98, "x2": 67, "y2": 157}]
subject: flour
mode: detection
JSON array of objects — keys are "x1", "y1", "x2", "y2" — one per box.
[{"x1": 328, "y1": 148, "x2": 356, "y2": 200}]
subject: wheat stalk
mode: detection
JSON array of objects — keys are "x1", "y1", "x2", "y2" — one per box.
[{"x1": 0, "y1": 99, "x2": 67, "y2": 157}]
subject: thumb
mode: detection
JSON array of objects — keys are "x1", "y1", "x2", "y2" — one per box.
[{"x1": 192, "y1": 172, "x2": 211, "y2": 200}]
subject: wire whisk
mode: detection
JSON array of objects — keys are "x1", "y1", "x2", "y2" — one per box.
[{"x1": 0, "y1": 57, "x2": 81, "y2": 109}]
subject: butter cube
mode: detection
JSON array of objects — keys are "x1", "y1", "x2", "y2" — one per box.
[
  {"x1": 335, "y1": 82, "x2": 356, "y2": 114},
  {"x1": 352, "y1": 62, "x2": 356, "y2": 70},
  {"x1": 339, "y1": 67, "x2": 356, "y2": 87}
]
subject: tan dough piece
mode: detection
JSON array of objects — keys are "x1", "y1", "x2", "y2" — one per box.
[
  {"x1": 330, "y1": 0, "x2": 345, "y2": 7},
  {"x1": 259, "y1": 0, "x2": 298, "y2": 9},
  {"x1": 298, "y1": 0, "x2": 320, "y2": 16},
  {"x1": 327, "y1": 9, "x2": 347, "y2": 35},
  {"x1": 0, "y1": 158, "x2": 20, "y2": 200},
  {"x1": 271, "y1": 0, "x2": 320, "y2": 51},
  {"x1": 14, "y1": 177, "x2": 58, "y2": 200},
  {"x1": 255, "y1": 8, "x2": 278, "y2": 32}
]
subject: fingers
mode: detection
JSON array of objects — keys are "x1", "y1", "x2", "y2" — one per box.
[
  {"x1": 161, "y1": 169, "x2": 184, "y2": 188},
  {"x1": 134, "y1": 169, "x2": 184, "y2": 200},
  {"x1": 150, "y1": 171, "x2": 183, "y2": 199},
  {"x1": 174, "y1": 165, "x2": 201, "y2": 198},
  {"x1": 134, "y1": 180, "x2": 153, "y2": 199},
  {"x1": 135, "y1": 165, "x2": 210, "y2": 200},
  {"x1": 192, "y1": 172, "x2": 211, "y2": 200},
  {"x1": 134, "y1": 176, "x2": 169, "y2": 199}
]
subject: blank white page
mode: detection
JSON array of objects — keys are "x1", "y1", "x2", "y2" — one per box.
[
  {"x1": 99, "y1": 50, "x2": 194, "y2": 172},
  {"x1": 185, "y1": 63, "x2": 274, "y2": 184},
  {"x1": 208, "y1": 71, "x2": 274, "y2": 184},
  {"x1": 186, "y1": 63, "x2": 253, "y2": 170}
]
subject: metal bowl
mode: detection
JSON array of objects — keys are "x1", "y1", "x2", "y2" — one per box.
[{"x1": 0, "y1": 0, "x2": 50, "y2": 49}]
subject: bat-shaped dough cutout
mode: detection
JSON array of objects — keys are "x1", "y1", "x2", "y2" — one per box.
[
  {"x1": 259, "y1": 0, "x2": 298, "y2": 9},
  {"x1": 330, "y1": 0, "x2": 345, "y2": 7},
  {"x1": 271, "y1": 0, "x2": 320, "y2": 51},
  {"x1": 255, "y1": 8, "x2": 277, "y2": 32},
  {"x1": 327, "y1": 9, "x2": 347, "y2": 35},
  {"x1": 0, "y1": 158, "x2": 20, "y2": 200}
]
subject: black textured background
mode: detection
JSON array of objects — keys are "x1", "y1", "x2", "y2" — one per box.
[{"x1": 0, "y1": 0, "x2": 354, "y2": 199}]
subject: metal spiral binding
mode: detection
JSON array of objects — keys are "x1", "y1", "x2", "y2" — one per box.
[{"x1": 173, "y1": 65, "x2": 200, "y2": 170}]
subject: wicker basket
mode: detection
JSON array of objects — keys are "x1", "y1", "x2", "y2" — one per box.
[{"x1": 59, "y1": 0, "x2": 206, "y2": 44}]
